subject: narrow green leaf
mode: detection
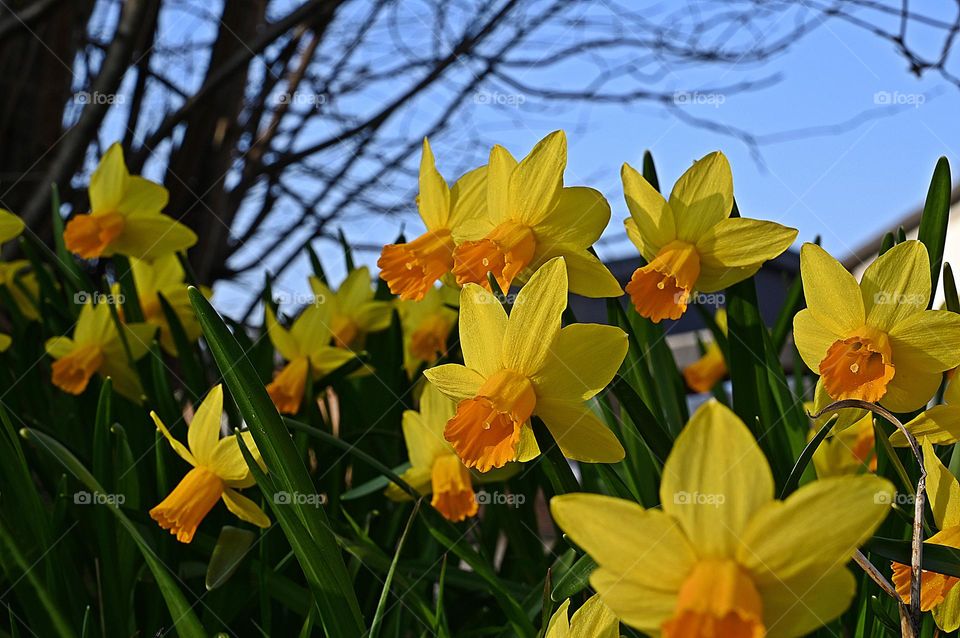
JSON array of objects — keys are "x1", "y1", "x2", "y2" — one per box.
[
  {"x1": 550, "y1": 552, "x2": 596, "y2": 602},
  {"x1": 368, "y1": 501, "x2": 421, "y2": 638},
  {"x1": 917, "y1": 157, "x2": 952, "y2": 305},
  {"x1": 780, "y1": 415, "x2": 837, "y2": 498},
  {"x1": 642, "y1": 150, "x2": 660, "y2": 192},
  {"x1": 609, "y1": 374, "x2": 672, "y2": 463},
  {"x1": 944, "y1": 263, "x2": 960, "y2": 313},
  {"x1": 206, "y1": 526, "x2": 257, "y2": 590}
]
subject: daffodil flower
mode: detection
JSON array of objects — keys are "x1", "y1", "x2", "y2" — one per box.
[
  {"x1": 794, "y1": 240, "x2": 960, "y2": 414},
  {"x1": 378, "y1": 138, "x2": 487, "y2": 300},
  {"x1": 552, "y1": 400, "x2": 893, "y2": 638},
  {"x1": 63, "y1": 143, "x2": 197, "y2": 260},
  {"x1": 683, "y1": 309, "x2": 727, "y2": 392},
  {"x1": 151, "y1": 385, "x2": 270, "y2": 543},
  {"x1": 0, "y1": 333, "x2": 11, "y2": 352},
  {"x1": 398, "y1": 286, "x2": 457, "y2": 375},
  {"x1": 425, "y1": 257, "x2": 627, "y2": 472},
  {"x1": 890, "y1": 439, "x2": 960, "y2": 630},
  {"x1": 308, "y1": 267, "x2": 392, "y2": 348},
  {"x1": 890, "y1": 377, "x2": 960, "y2": 446},
  {"x1": 264, "y1": 302, "x2": 357, "y2": 414},
  {"x1": 0, "y1": 208, "x2": 24, "y2": 244},
  {"x1": 622, "y1": 152, "x2": 797, "y2": 322},
  {"x1": 451, "y1": 131, "x2": 621, "y2": 298},
  {"x1": 545, "y1": 594, "x2": 619, "y2": 638},
  {"x1": 45, "y1": 302, "x2": 155, "y2": 401},
  {"x1": 121, "y1": 256, "x2": 203, "y2": 355},
  {"x1": 386, "y1": 384, "x2": 485, "y2": 521},
  {"x1": 0, "y1": 260, "x2": 39, "y2": 320},
  {"x1": 808, "y1": 408, "x2": 876, "y2": 478}
]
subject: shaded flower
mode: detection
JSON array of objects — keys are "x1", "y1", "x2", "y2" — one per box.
[
  {"x1": 545, "y1": 594, "x2": 619, "y2": 638},
  {"x1": 398, "y1": 285, "x2": 458, "y2": 375},
  {"x1": 309, "y1": 267, "x2": 392, "y2": 349}
]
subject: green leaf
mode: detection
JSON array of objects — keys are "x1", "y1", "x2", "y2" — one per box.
[
  {"x1": 157, "y1": 291, "x2": 206, "y2": 400},
  {"x1": 917, "y1": 157, "x2": 952, "y2": 305},
  {"x1": 368, "y1": 501, "x2": 420, "y2": 638},
  {"x1": 550, "y1": 551, "x2": 596, "y2": 602},
  {"x1": 779, "y1": 415, "x2": 837, "y2": 498},
  {"x1": 340, "y1": 463, "x2": 411, "y2": 500},
  {"x1": 609, "y1": 374, "x2": 672, "y2": 464},
  {"x1": 865, "y1": 537, "x2": 960, "y2": 578},
  {"x1": 944, "y1": 263, "x2": 960, "y2": 313},
  {"x1": 206, "y1": 526, "x2": 257, "y2": 590},
  {"x1": 642, "y1": 150, "x2": 660, "y2": 192},
  {"x1": 19, "y1": 428, "x2": 207, "y2": 637},
  {"x1": 188, "y1": 287, "x2": 364, "y2": 635}
]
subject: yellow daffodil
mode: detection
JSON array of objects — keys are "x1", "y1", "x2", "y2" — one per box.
[
  {"x1": 892, "y1": 377, "x2": 960, "y2": 446},
  {"x1": 386, "y1": 384, "x2": 482, "y2": 521},
  {"x1": 308, "y1": 267, "x2": 392, "y2": 349},
  {"x1": 424, "y1": 257, "x2": 626, "y2": 472},
  {"x1": 808, "y1": 408, "x2": 876, "y2": 478},
  {"x1": 0, "y1": 208, "x2": 24, "y2": 244},
  {"x1": 0, "y1": 260, "x2": 39, "y2": 320},
  {"x1": 622, "y1": 152, "x2": 797, "y2": 322},
  {"x1": 122, "y1": 255, "x2": 203, "y2": 355},
  {"x1": 264, "y1": 302, "x2": 357, "y2": 414},
  {"x1": 890, "y1": 439, "x2": 960, "y2": 629},
  {"x1": 0, "y1": 333, "x2": 10, "y2": 352},
  {"x1": 398, "y1": 286, "x2": 458, "y2": 375},
  {"x1": 45, "y1": 301, "x2": 155, "y2": 401},
  {"x1": 683, "y1": 309, "x2": 727, "y2": 392},
  {"x1": 63, "y1": 143, "x2": 196, "y2": 260},
  {"x1": 150, "y1": 385, "x2": 270, "y2": 543},
  {"x1": 378, "y1": 138, "x2": 487, "y2": 300},
  {"x1": 545, "y1": 594, "x2": 619, "y2": 638},
  {"x1": 552, "y1": 400, "x2": 893, "y2": 638},
  {"x1": 794, "y1": 240, "x2": 960, "y2": 414},
  {"x1": 451, "y1": 131, "x2": 621, "y2": 298}
]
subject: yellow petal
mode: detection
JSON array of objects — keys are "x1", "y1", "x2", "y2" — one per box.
[
  {"x1": 447, "y1": 165, "x2": 487, "y2": 230},
  {"x1": 336, "y1": 267, "x2": 375, "y2": 309},
  {"x1": 948, "y1": 378, "x2": 960, "y2": 405},
  {"x1": 812, "y1": 376, "x2": 866, "y2": 432},
  {"x1": 889, "y1": 310, "x2": 960, "y2": 371},
  {"x1": 534, "y1": 247, "x2": 622, "y2": 298},
  {"x1": 922, "y1": 438, "x2": 960, "y2": 529},
  {"x1": 536, "y1": 399, "x2": 624, "y2": 463},
  {"x1": 0, "y1": 209, "x2": 25, "y2": 244},
  {"x1": 502, "y1": 257, "x2": 566, "y2": 376},
  {"x1": 621, "y1": 162, "x2": 674, "y2": 259},
  {"x1": 532, "y1": 323, "x2": 627, "y2": 401},
  {"x1": 660, "y1": 399, "x2": 773, "y2": 556},
  {"x1": 151, "y1": 410, "x2": 196, "y2": 466},
  {"x1": 762, "y1": 566, "x2": 856, "y2": 638},
  {"x1": 545, "y1": 599, "x2": 572, "y2": 638},
  {"x1": 111, "y1": 213, "x2": 197, "y2": 260},
  {"x1": 695, "y1": 217, "x2": 797, "y2": 269},
  {"x1": 589, "y1": 570, "x2": 675, "y2": 636},
  {"x1": 514, "y1": 425, "x2": 540, "y2": 462},
  {"x1": 458, "y1": 284, "x2": 507, "y2": 377},
  {"x1": 353, "y1": 301, "x2": 393, "y2": 333},
  {"x1": 881, "y1": 368, "x2": 942, "y2": 413},
  {"x1": 265, "y1": 306, "x2": 301, "y2": 361},
  {"x1": 118, "y1": 176, "x2": 169, "y2": 216},
  {"x1": 486, "y1": 145, "x2": 517, "y2": 225},
  {"x1": 799, "y1": 243, "x2": 864, "y2": 337},
  {"x1": 221, "y1": 488, "x2": 270, "y2": 528},
  {"x1": 420, "y1": 382, "x2": 457, "y2": 430},
  {"x1": 417, "y1": 138, "x2": 451, "y2": 230},
  {"x1": 0, "y1": 333, "x2": 10, "y2": 352},
  {"x1": 74, "y1": 301, "x2": 114, "y2": 345},
  {"x1": 212, "y1": 430, "x2": 263, "y2": 486},
  {"x1": 423, "y1": 364, "x2": 485, "y2": 402},
  {"x1": 793, "y1": 308, "x2": 839, "y2": 373},
  {"x1": 860, "y1": 240, "x2": 930, "y2": 333},
  {"x1": 100, "y1": 359, "x2": 144, "y2": 402},
  {"x1": 895, "y1": 405, "x2": 960, "y2": 446},
  {"x1": 737, "y1": 475, "x2": 892, "y2": 583},
  {"x1": 694, "y1": 263, "x2": 764, "y2": 293},
  {"x1": 402, "y1": 408, "x2": 449, "y2": 469},
  {"x1": 119, "y1": 322, "x2": 157, "y2": 361},
  {"x1": 90, "y1": 143, "x2": 128, "y2": 213},
  {"x1": 386, "y1": 466, "x2": 432, "y2": 501},
  {"x1": 293, "y1": 297, "x2": 336, "y2": 349},
  {"x1": 45, "y1": 336, "x2": 76, "y2": 359},
  {"x1": 567, "y1": 594, "x2": 619, "y2": 638},
  {"x1": 933, "y1": 582, "x2": 960, "y2": 632},
  {"x1": 533, "y1": 186, "x2": 609, "y2": 247},
  {"x1": 669, "y1": 151, "x2": 733, "y2": 242},
  {"x1": 307, "y1": 346, "x2": 357, "y2": 378},
  {"x1": 188, "y1": 385, "x2": 223, "y2": 465},
  {"x1": 510, "y1": 130, "x2": 565, "y2": 226}
]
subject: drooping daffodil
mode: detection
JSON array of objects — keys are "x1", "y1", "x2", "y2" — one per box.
[
  {"x1": 378, "y1": 138, "x2": 487, "y2": 300},
  {"x1": 398, "y1": 285, "x2": 458, "y2": 376},
  {"x1": 683, "y1": 308, "x2": 727, "y2": 393},
  {"x1": 622, "y1": 152, "x2": 797, "y2": 322},
  {"x1": 150, "y1": 385, "x2": 270, "y2": 543},
  {"x1": 451, "y1": 131, "x2": 621, "y2": 298},
  {"x1": 545, "y1": 594, "x2": 619, "y2": 638},
  {"x1": 425, "y1": 257, "x2": 627, "y2": 472},
  {"x1": 890, "y1": 439, "x2": 960, "y2": 630},
  {"x1": 808, "y1": 407, "x2": 876, "y2": 478},
  {"x1": 264, "y1": 302, "x2": 357, "y2": 414},
  {"x1": 64, "y1": 143, "x2": 196, "y2": 260},
  {"x1": 308, "y1": 267, "x2": 392, "y2": 349},
  {"x1": 794, "y1": 240, "x2": 960, "y2": 415},
  {"x1": 0, "y1": 260, "x2": 39, "y2": 320},
  {"x1": 45, "y1": 301, "x2": 155, "y2": 401},
  {"x1": 120, "y1": 255, "x2": 204, "y2": 355},
  {"x1": 552, "y1": 400, "x2": 893, "y2": 638}
]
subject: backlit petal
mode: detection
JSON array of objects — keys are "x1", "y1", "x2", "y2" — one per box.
[
  {"x1": 621, "y1": 162, "x2": 674, "y2": 259},
  {"x1": 534, "y1": 186, "x2": 609, "y2": 247},
  {"x1": 762, "y1": 566, "x2": 856, "y2": 638},
  {"x1": 118, "y1": 176, "x2": 168, "y2": 216},
  {"x1": 486, "y1": 145, "x2": 517, "y2": 225},
  {"x1": 793, "y1": 308, "x2": 842, "y2": 373},
  {"x1": 532, "y1": 323, "x2": 627, "y2": 401},
  {"x1": 417, "y1": 138, "x2": 451, "y2": 230},
  {"x1": 503, "y1": 257, "x2": 567, "y2": 376},
  {"x1": 459, "y1": 284, "x2": 507, "y2": 376},
  {"x1": 90, "y1": 143, "x2": 128, "y2": 213},
  {"x1": 188, "y1": 385, "x2": 223, "y2": 466},
  {"x1": 536, "y1": 399, "x2": 624, "y2": 463},
  {"x1": 889, "y1": 309, "x2": 960, "y2": 371},
  {"x1": 423, "y1": 364, "x2": 485, "y2": 402},
  {"x1": 799, "y1": 243, "x2": 864, "y2": 337},
  {"x1": 695, "y1": 217, "x2": 797, "y2": 269},
  {"x1": 860, "y1": 240, "x2": 930, "y2": 333},
  {"x1": 151, "y1": 410, "x2": 196, "y2": 466},
  {"x1": 221, "y1": 488, "x2": 270, "y2": 528},
  {"x1": 670, "y1": 151, "x2": 733, "y2": 242},
  {"x1": 510, "y1": 130, "x2": 565, "y2": 226},
  {"x1": 111, "y1": 213, "x2": 197, "y2": 261}
]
